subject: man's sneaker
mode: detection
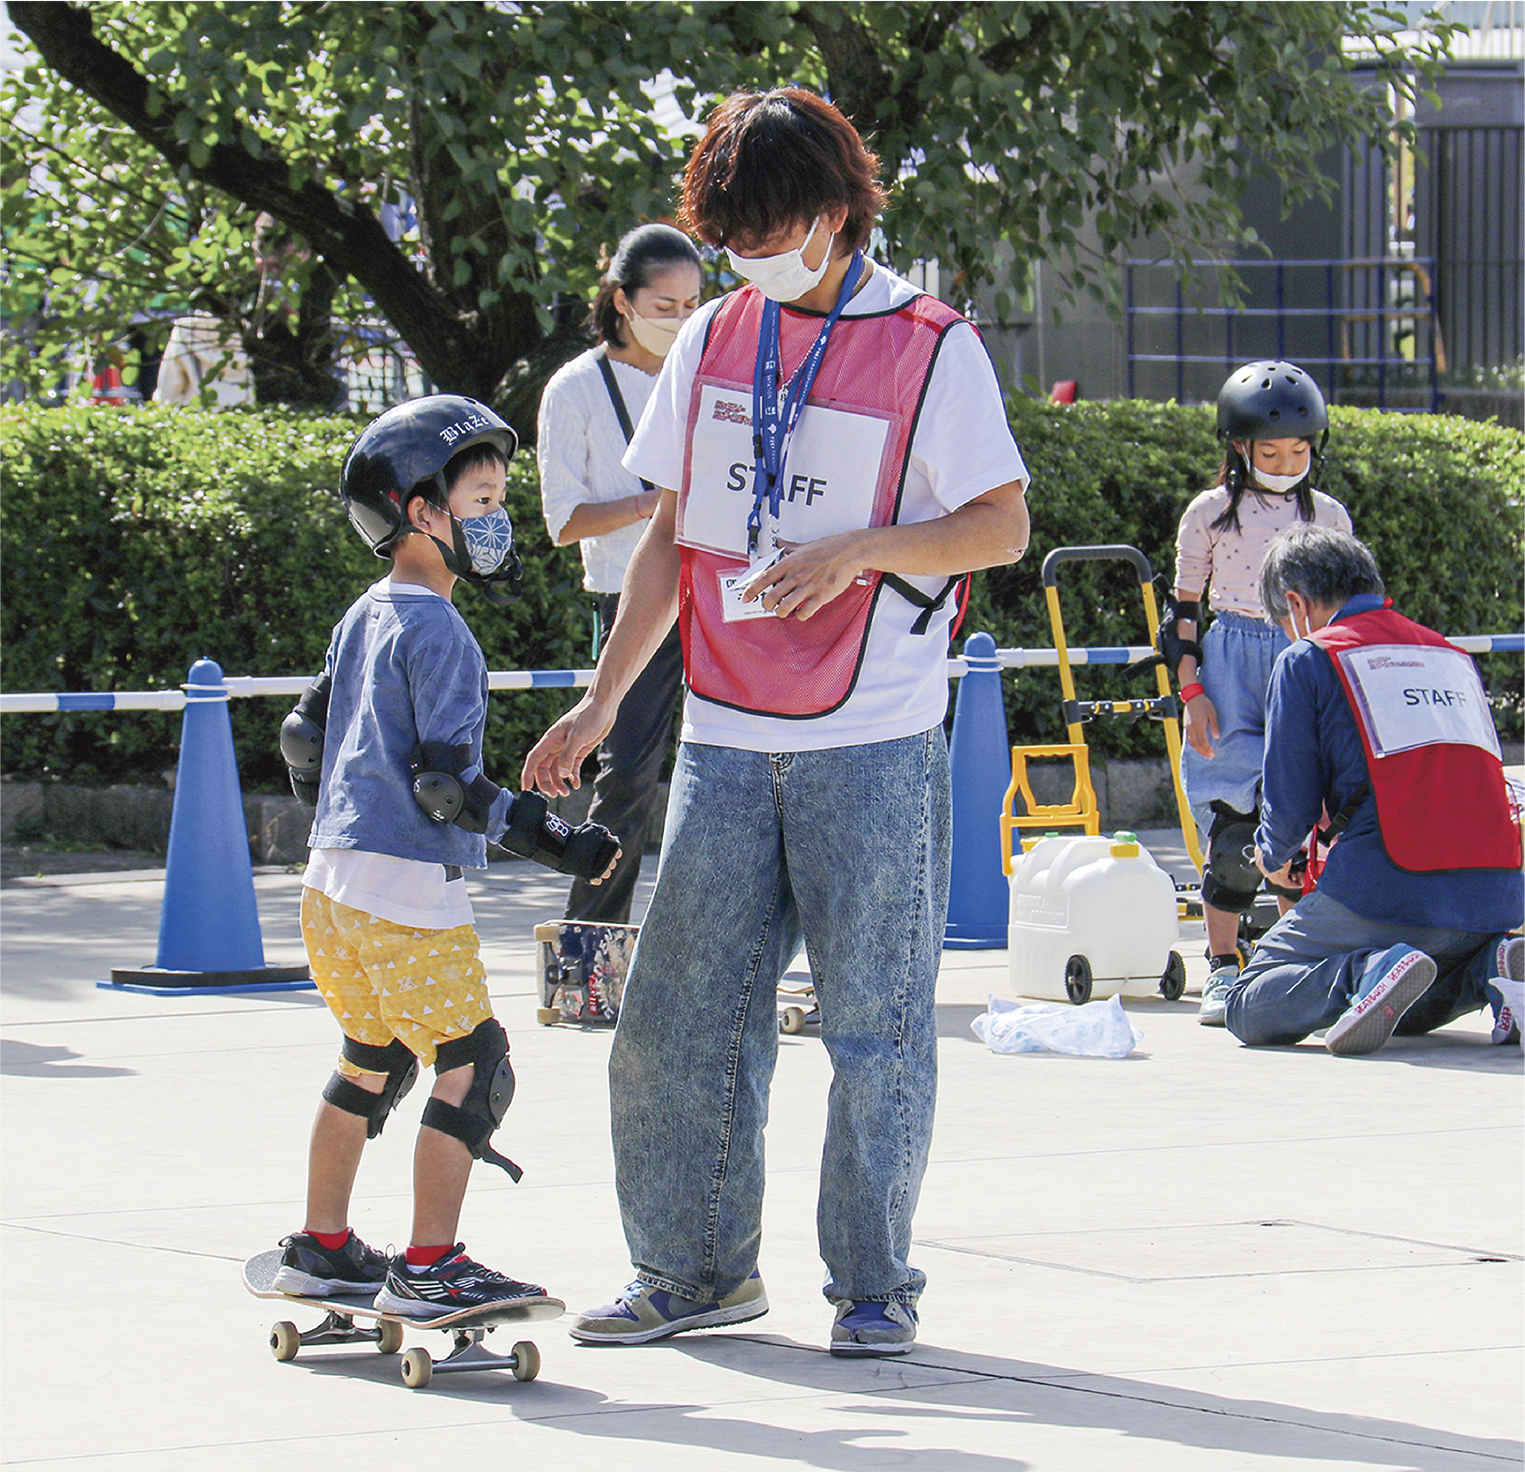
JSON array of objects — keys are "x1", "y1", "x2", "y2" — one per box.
[
  {"x1": 1197, "y1": 958, "x2": 1240, "y2": 1027},
  {"x1": 830, "y1": 1300, "x2": 918, "y2": 1357},
  {"x1": 568, "y1": 1271, "x2": 767, "y2": 1344},
  {"x1": 272, "y1": 1230, "x2": 390, "y2": 1296},
  {"x1": 1485, "y1": 940, "x2": 1523, "y2": 1044},
  {"x1": 1325, "y1": 945, "x2": 1436, "y2": 1056},
  {"x1": 373, "y1": 1245, "x2": 551, "y2": 1320}
]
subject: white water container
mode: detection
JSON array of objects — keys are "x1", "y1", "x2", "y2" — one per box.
[{"x1": 1008, "y1": 832, "x2": 1183, "y2": 1004}]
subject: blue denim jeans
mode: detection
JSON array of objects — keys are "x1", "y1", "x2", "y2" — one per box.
[
  {"x1": 609, "y1": 729, "x2": 951, "y2": 1307},
  {"x1": 1225, "y1": 889, "x2": 1504, "y2": 1046},
  {"x1": 1181, "y1": 610, "x2": 1290, "y2": 835}
]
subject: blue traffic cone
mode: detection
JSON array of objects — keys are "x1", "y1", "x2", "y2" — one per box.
[
  {"x1": 944, "y1": 632, "x2": 1012, "y2": 949},
  {"x1": 107, "y1": 659, "x2": 310, "y2": 993}
]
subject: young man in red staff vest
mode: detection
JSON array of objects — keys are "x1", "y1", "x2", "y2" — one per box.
[
  {"x1": 1224, "y1": 524, "x2": 1522, "y2": 1055},
  {"x1": 522, "y1": 87, "x2": 1030, "y2": 1356}
]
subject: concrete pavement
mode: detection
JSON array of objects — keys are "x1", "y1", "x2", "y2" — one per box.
[{"x1": 1, "y1": 840, "x2": 1519, "y2": 1471}]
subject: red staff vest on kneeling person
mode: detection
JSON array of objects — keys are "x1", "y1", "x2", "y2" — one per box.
[
  {"x1": 675, "y1": 284, "x2": 964, "y2": 719},
  {"x1": 1307, "y1": 607, "x2": 1521, "y2": 873}
]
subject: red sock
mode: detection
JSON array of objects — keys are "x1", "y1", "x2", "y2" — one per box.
[
  {"x1": 406, "y1": 1243, "x2": 454, "y2": 1268},
  {"x1": 307, "y1": 1228, "x2": 350, "y2": 1251}
]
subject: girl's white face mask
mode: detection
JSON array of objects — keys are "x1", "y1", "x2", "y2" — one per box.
[
  {"x1": 1253, "y1": 467, "x2": 1308, "y2": 495},
  {"x1": 726, "y1": 215, "x2": 835, "y2": 302}
]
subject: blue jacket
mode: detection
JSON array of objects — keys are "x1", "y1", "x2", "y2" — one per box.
[
  {"x1": 307, "y1": 581, "x2": 505, "y2": 868},
  {"x1": 1256, "y1": 594, "x2": 1522, "y2": 933}
]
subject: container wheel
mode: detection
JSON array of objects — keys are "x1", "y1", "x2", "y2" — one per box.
[
  {"x1": 1159, "y1": 950, "x2": 1187, "y2": 1001},
  {"x1": 1063, "y1": 955, "x2": 1093, "y2": 1006}
]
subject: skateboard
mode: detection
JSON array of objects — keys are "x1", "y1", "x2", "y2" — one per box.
[
  {"x1": 242, "y1": 1249, "x2": 564, "y2": 1389},
  {"x1": 534, "y1": 919, "x2": 639, "y2": 1025},
  {"x1": 778, "y1": 977, "x2": 819, "y2": 1035}
]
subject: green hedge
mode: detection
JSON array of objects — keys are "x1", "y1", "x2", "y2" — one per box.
[
  {"x1": 971, "y1": 398, "x2": 1523, "y2": 753},
  {"x1": 1, "y1": 401, "x2": 1520, "y2": 789},
  {"x1": 0, "y1": 405, "x2": 591, "y2": 789}
]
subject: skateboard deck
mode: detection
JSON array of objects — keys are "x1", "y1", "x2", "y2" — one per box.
[
  {"x1": 243, "y1": 1249, "x2": 563, "y2": 1388},
  {"x1": 535, "y1": 919, "x2": 639, "y2": 1025}
]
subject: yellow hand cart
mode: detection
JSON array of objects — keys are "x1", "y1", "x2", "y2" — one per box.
[{"x1": 1000, "y1": 544, "x2": 1205, "y2": 881}]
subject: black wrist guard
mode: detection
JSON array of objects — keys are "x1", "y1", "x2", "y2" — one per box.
[{"x1": 501, "y1": 790, "x2": 621, "y2": 880}]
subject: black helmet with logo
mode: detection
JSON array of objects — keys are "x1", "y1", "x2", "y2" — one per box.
[
  {"x1": 340, "y1": 395, "x2": 518, "y2": 557},
  {"x1": 1216, "y1": 360, "x2": 1329, "y2": 446}
]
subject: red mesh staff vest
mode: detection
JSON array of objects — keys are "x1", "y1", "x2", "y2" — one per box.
[
  {"x1": 675, "y1": 284, "x2": 964, "y2": 719},
  {"x1": 1307, "y1": 607, "x2": 1521, "y2": 873}
]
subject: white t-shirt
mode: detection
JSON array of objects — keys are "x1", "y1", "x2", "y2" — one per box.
[
  {"x1": 537, "y1": 348, "x2": 659, "y2": 593},
  {"x1": 302, "y1": 579, "x2": 475, "y2": 932},
  {"x1": 623, "y1": 263, "x2": 1029, "y2": 753}
]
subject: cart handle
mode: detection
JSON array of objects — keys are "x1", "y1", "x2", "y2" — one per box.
[{"x1": 1041, "y1": 545, "x2": 1154, "y2": 588}]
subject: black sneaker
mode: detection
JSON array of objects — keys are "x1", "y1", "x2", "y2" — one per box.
[
  {"x1": 373, "y1": 1244, "x2": 551, "y2": 1320},
  {"x1": 272, "y1": 1230, "x2": 390, "y2": 1296}
]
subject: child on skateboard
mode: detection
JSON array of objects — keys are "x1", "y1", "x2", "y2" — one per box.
[{"x1": 271, "y1": 395, "x2": 619, "y2": 1318}]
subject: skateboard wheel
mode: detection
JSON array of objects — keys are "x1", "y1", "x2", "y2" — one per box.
[
  {"x1": 376, "y1": 1319, "x2": 404, "y2": 1355},
  {"x1": 536, "y1": 1008, "x2": 560, "y2": 1026},
  {"x1": 780, "y1": 1007, "x2": 807, "y2": 1035},
  {"x1": 401, "y1": 1348, "x2": 433, "y2": 1388},
  {"x1": 270, "y1": 1321, "x2": 301, "y2": 1362},
  {"x1": 511, "y1": 1340, "x2": 541, "y2": 1382}
]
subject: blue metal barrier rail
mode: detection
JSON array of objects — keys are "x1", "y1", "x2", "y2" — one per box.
[{"x1": 4, "y1": 634, "x2": 1520, "y2": 713}]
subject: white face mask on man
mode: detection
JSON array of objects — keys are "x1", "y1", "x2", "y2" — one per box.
[{"x1": 726, "y1": 215, "x2": 835, "y2": 302}]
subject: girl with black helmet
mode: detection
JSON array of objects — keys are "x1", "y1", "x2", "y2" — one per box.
[
  {"x1": 1170, "y1": 361, "x2": 1353, "y2": 1026},
  {"x1": 536, "y1": 223, "x2": 704, "y2": 925}
]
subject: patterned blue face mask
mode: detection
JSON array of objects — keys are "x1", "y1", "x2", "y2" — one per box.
[{"x1": 458, "y1": 506, "x2": 515, "y2": 576}]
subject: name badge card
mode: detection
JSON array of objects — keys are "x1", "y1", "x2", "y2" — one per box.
[
  {"x1": 679, "y1": 380, "x2": 892, "y2": 556},
  {"x1": 1337, "y1": 643, "x2": 1501, "y2": 759}
]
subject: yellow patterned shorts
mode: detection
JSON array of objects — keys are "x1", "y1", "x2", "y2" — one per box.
[{"x1": 301, "y1": 887, "x2": 493, "y2": 1072}]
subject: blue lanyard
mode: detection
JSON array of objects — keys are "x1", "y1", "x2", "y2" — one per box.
[{"x1": 748, "y1": 251, "x2": 864, "y2": 556}]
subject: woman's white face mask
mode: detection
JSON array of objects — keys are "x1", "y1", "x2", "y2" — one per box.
[
  {"x1": 624, "y1": 308, "x2": 683, "y2": 358},
  {"x1": 726, "y1": 215, "x2": 835, "y2": 302}
]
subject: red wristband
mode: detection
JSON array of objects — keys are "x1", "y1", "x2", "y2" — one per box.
[{"x1": 1179, "y1": 682, "x2": 1205, "y2": 703}]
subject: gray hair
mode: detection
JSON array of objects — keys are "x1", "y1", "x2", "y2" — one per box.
[{"x1": 1258, "y1": 524, "x2": 1384, "y2": 623}]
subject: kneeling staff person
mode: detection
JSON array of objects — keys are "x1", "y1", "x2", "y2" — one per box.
[{"x1": 270, "y1": 394, "x2": 619, "y2": 1317}]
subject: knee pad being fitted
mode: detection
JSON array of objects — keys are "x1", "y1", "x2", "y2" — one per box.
[
  {"x1": 321, "y1": 1036, "x2": 418, "y2": 1139},
  {"x1": 421, "y1": 1018, "x2": 523, "y2": 1181},
  {"x1": 1201, "y1": 801, "x2": 1262, "y2": 913}
]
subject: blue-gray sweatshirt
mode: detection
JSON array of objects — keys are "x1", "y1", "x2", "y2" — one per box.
[{"x1": 307, "y1": 580, "x2": 509, "y2": 867}]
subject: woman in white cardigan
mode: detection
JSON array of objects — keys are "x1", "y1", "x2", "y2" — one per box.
[{"x1": 536, "y1": 224, "x2": 703, "y2": 923}]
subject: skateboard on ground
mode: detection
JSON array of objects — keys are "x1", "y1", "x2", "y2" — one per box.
[
  {"x1": 242, "y1": 1249, "x2": 564, "y2": 1389},
  {"x1": 778, "y1": 976, "x2": 820, "y2": 1035},
  {"x1": 534, "y1": 919, "x2": 638, "y2": 1025}
]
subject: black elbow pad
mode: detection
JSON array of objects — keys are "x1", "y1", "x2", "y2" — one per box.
[{"x1": 280, "y1": 674, "x2": 330, "y2": 807}]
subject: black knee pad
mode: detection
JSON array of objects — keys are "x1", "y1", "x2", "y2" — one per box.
[
  {"x1": 421, "y1": 1019, "x2": 523, "y2": 1181},
  {"x1": 1201, "y1": 801, "x2": 1262, "y2": 913},
  {"x1": 321, "y1": 1036, "x2": 418, "y2": 1139}
]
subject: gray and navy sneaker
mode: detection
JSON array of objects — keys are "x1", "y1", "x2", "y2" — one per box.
[
  {"x1": 272, "y1": 1230, "x2": 390, "y2": 1296},
  {"x1": 1197, "y1": 957, "x2": 1240, "y2": 1028},
  {"x1": 373, "y1": 1244, "x2": 551, "y2": 1320},
  {"x1": 1325, "y1": 944, "x2": 1436, "y2": 1056},
  {"x1": 568, "y1": 1271, "x2": 768, "y2": 1344},
  {"x1": 830, "y1": 1299, "x2": 918, "y2": 1357}
]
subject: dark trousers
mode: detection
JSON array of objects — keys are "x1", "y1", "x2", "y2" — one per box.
[{"x1": 564, "y1": 593, "x2": 685, "y2": 925}]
